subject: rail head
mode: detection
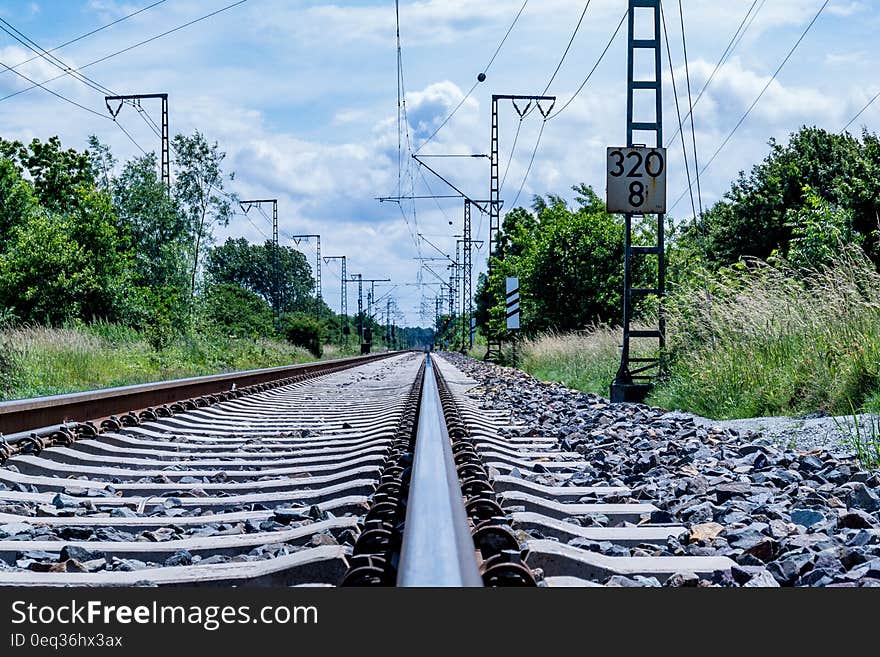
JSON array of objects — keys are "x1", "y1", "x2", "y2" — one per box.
[{"x1": 396, "y1": 354, "x2": 483, "y2": 587}]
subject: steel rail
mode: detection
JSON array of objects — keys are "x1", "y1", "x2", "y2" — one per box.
[
  {"x1": 0, "y1": 352, "x2": 397, "y2": 437},
  {"x1": 397, "y1": 354, "x2": 482, "y2": 587}
]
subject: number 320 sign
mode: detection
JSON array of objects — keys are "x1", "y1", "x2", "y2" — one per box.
[{"x1": 606, "y1": 147, "x2": 667, "y2": 214}]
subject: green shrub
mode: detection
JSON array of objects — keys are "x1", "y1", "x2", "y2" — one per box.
[
  {"x1": 283, "y1": 313, "x2": 324, "y2": 357},
  {"x1": 202, "y1": 283, "x2": 275, "y2": 339}
]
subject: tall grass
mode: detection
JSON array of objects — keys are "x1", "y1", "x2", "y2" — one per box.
[
  {"x1": 651, "y1": 246, "x2": 880, "y2": 419},
  {"x1": 520, "y1": 325, "x2": 632, "y2": 395},
  {"x1": 0, "y1": 323, "x2": 315, "y2": 401},
  {"x1": 519, "y1": 248, "x2": 880, "y2": 420},
  {"x1": 834, "y1": 409, "x2": 880, "y2": 470}
]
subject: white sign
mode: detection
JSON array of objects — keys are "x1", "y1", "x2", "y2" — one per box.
[
  {"x1": 606, "y1": 147, "x2": 667, "y2": 214},
  {"x1": 506, "y1": 277, "x2": 520, "y2": 330}
]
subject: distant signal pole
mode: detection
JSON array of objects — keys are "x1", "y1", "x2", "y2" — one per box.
[
  {"x1": 240, "y1": 199, "x2": 281, "y2": 325},
  {"x1": 486, "y1": 94, "x2": 556, "y2": 362},
  {"x1": 324, "y1": 255, "x2": 349, "y2": 334},
  {"x1": 289, "y1": 234, "x2": 322, "y2": 321}
]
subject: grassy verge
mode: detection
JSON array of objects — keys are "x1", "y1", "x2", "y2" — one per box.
[
  {"x1": 520, "y1": 326, "x2": 628, "y2": 396},
  {"x1": 519, "y1": 248, "x2": 880, "y2": 421},
  {"x1": 652, "y1": 248, "x2": 880, "y2": 419},
  {"x1": 0, "y1": 323, "x2": 324, "y2": 401}
]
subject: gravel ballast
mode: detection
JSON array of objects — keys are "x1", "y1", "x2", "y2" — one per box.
[{"x1": 443, "y1": 352, "x2": 880, "y2": 587}]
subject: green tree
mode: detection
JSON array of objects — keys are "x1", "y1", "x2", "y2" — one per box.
[
  {"x1": 203, "y1": 283, "x2": 275, "y2": 339},
  {"x1": 780, "y1": 186, "x2": 860, "y2": 270},
  {"x1": 475, "y1": 185, "x2": 631, "y2": 337},
  {"x1": 688, "y1": 127, "x2": 870, "y2": 267},
  {"x1": 172, "y1": 132, "x2": 234, "y2": 302},
  {"x1": 0, "y1": 136, "x2": 96, "y2": 213},
  {"x1": 112, "y1": 151, "x2": 191, "y2": 334},
  {"x1": 206, "y1": 238, "x2": 316, "y2": 314},
  {"x1": 524, "y1": 187, "x2": 626, "y2": 332},
  {"x1": 0, "y1": 158, "x2": 37, "y2": 243},
  {"x1": 0, "y1": 186, "x2": 128, "y2": 324}
]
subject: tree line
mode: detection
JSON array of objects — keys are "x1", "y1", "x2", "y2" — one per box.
[{"x1": 0, "y1": 133, "x2": 431, "y2": 355}]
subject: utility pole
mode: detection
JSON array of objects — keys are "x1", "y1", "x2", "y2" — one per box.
[
  {"x1": 610, "y1": 0, "x2": 667, "y2": 403},
  {"x1": 486, "y1": 94, "x2": 556, "y2": 361},
  {"x1": 347, "y1": 276, "x2": 390, "y2": 353},
  {"x1": 240, "y1": 199, "x2": 280, "y2": 325},
  {"x1": 462, "y1": 199, "x2": 473, "y2": 350},
  {"x1": 289, "y1": 234, "x2": 322, "y2": 321},
  {"x1": 324, "y1": 256, "x2": 348, "y2": 334},
  {"x1": 105, "y1": 93, "x2": 170, "y2": 187},
  {"x1": 386, "y1": 298, "x2": 392, "y2": 346},
  {"x1": 346, "y1": 274, "x2": 365, "y2": 341},
  {"x1": 389, "y1": 158, "x2": 490, "y2": 352}
]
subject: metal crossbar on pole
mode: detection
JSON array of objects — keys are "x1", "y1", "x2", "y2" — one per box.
[
  {"x1": 486, "y1": 94, "x2": 555, "y2": 362},
  {"x1": 105, "y1": 93, "x2": 170, "y2": 187},
  {"x1": 290, "y1": 234, "x2": 322, "y2": 320}
]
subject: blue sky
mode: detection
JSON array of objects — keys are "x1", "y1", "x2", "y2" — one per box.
[{"x1": 0, "y1": 0, "x2": 876, "y2": 326}]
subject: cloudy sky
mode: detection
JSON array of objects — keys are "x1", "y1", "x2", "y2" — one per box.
[{"x1": 0, "y1": 0, "x2": 874, "y2": 326}]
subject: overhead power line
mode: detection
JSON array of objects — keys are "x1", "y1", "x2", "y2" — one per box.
[
  {"x1": 0, "y1": 57, "x2": 108, "y2": 119},
  {"x1": 661, "y1": 2, "x2": 698, "y2": 223},
  {"x1": 0, "y1": 0, "x2": 250, "y2": 105},
  {"x1": 669, "y1": 0, "x2": 830, "y2": 214},
  {"x1": 547, "y1": 9, "x2": 628, "y2": 120},
  {"x1": 0, "y1": 0, "x2": 167, "y2": 75},
  {"x1": 541, "y1": 0, "x2": 592, "y2": 96},
  {"x1": 414, "y1": 0, "x2": 529, "y2": 152},
  {"x1": 509, "y1": 2, "x2": 611, "y2": 206},
  {"x1": 842, "y1": 90, "x2": 880, "y2": 133},
  {"x1": 677, "y1": 0, "x2": 704, "y2": 221},
  {"x1": 665, "y1": 0, "x2": 763, "y2": 148}
]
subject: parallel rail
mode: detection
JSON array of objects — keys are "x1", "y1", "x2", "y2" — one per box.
[
  {"x1": 0, "y1": 352, "x2": 396, "y2": 439},
  {"x1": 0, "y1": 353, "x2": 422, "y2": 586},
  {"x1": 397, "y1": 356, "x2": 482, "y2": 586}
]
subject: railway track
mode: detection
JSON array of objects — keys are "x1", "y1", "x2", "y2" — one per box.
[{"x1": 0, "y1": 351, "x2": 737, "y2": 587}]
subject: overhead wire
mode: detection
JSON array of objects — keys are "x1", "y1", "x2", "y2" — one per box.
[
  {"x1": 509, "y1": 0, "x2": 597, "y2": 208},
  {"x1": 669, "y1": 0, "x2": 830, "y2": 213},
  {"x1": 842, "y1": 90, "x2": 880, "y2": 133},
  {"x1": 665, "y1": 0, "x2": 762, "y2": 147},
  {"x1": 0, "y1": 0, "x2": 251, "y2": 163},
  {"x1": 414, "y1": 0, "x2": 529, "y2": 153},
  {"x1": 546, "y1": 9, "x2": 628, "y2": 120},
  {"x1": 0, "y1": 0, "x2": 167, "y2": 75},
  {"x1": 676, "y1": 0, "x2": 703, "y2": 220},
  {"x1": 0, "y1": 17, "x2": 156, "y2": 155},
  {"x1": 660, "y1": 3, "x2": 697, "y2": 223},
  {"x1": 0, "y1": 0, "x2": 250, "y2": 104}
]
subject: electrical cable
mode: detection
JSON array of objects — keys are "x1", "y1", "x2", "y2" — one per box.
[
  {"x1": 414, "y1": 0, "x2": 529, "y2": 152},
  {"x1": 661, "y1": 3, "x2": 697, "y2": 222},
  {"x1": 547, "y1": 9, "x2": 627, "y2": 120},
  {"x1": 842, "y1": 90, "x2": 880, "y2": 133},
  {"x1": 669, "y1": 0, "x2": 829, "y2": 213},
  {"x1": 0, "y1": 0, "x2": 167, "y2": 74},
  {"x1": 677, "y1": 0, "x2": 704, "y2": 220},
  {"x1": 0, "y1": 1, "x2": 249, "y2": 104},
  {"x1": 665, "y1": 0, "x2": 762, "y2": 147},
  {"x1": 541, "y1": 0, "x2": 592, "y2": 96}
]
